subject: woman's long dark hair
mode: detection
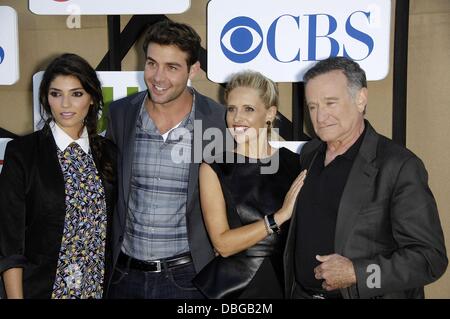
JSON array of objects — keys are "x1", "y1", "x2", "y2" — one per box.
[
  {"x1": 39, "y1": 53, "x2": 115, "y2": 182},
  {"x1": 39, "y1": 53, "x2": 102, "y2": 139}
]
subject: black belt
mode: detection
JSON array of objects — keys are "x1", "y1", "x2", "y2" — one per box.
[
  {"x1": 293, "y1": 282, "x2": 343, "y2": 299},
  {"x1": 118, "y1": 251, "x2": 193, "y2": 273},
  {"x1": 303, "y1": 288, "x2": 343, "y2": 299}
]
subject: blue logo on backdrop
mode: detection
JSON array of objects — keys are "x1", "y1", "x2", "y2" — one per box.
[
  {"x1": 220, "y1": 16, "x2": 263, "y2": 63},
  {"x1": 0, "y1": 47, "x2": 4, "y2": 64},
  {"x1": 220, "y1": 13, "x2": 374, "y2": 64}
]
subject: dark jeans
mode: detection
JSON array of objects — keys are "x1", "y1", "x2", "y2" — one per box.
[{"x1": 107, "y1": 260, "x2": 204, "y2": 299}]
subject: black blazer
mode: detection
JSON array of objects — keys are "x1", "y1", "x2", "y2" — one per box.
[
  {"x1": 0, "y1": 125, "x2": 117, "y2": 298},
  {"x1": 284, "y1": 121, "x2": 447, "y2": 299},
  {"x1": 106, "y1": 89, "x2": 227, "y2": 291}
]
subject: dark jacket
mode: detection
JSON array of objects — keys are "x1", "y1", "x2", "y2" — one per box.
[
  {"x1": 0, "y1": 125, "x2": 117, "y2": 298},
  {"x1": 284, "y1": 121, "x2": 447, "y2": 299}
]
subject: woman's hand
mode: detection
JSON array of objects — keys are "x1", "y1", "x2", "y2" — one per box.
[{"x1": 275, "y1": 169, "x2": 307, "y2": 226}]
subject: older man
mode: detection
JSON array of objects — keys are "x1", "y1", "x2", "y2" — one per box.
[{"x1": 284, "y1": 56, "x2": 447, "y2": 299}]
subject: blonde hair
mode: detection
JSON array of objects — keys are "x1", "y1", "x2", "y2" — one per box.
[{"x1": 224, "y1": 70, "x2": 279, "y2": 111}]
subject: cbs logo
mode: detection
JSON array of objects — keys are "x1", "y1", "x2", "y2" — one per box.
[
  {"x1": 220, "y1": 13, "x2": 375, "y2": 64},
  {"x1": 0, "y1": 47, "x2": 5, "y2": 64},
  {"x1": 220, "y1": 16, "x2": 263, "y2": 64}
]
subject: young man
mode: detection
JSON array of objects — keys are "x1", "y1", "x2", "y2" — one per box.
[{"x1": 106, "y1": 20, "x2": 227, "y2": 298}]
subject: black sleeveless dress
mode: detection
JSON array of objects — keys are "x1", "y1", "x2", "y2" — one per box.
[{"x1": 193, "y1": 148, "x2": 301, "y2": 299}]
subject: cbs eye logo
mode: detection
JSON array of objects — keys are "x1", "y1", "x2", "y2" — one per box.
[
  {"x1": 0, "y1": 47, "x2": 4, "y2": 65},
  {"x1": 220, "y1": 16, "x2": 263, "y2": 64}
]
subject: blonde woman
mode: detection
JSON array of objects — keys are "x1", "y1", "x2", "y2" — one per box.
[{"x1": 194, "y1": 70, "x2": 306, "y2": 298}]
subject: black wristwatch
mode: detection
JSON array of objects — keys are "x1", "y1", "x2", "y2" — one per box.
[{"x1": 266, "y1": 213, "x2": 281, "y2": 234}]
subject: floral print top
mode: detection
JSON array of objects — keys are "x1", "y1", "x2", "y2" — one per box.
[{"x1": 51, "y1": 142, "x2": 107, "y2": 299}]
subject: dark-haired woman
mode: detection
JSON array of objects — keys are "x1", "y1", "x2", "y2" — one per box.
[{"x1": 0, "y1": 53, "x2": 116, "y2": 299}]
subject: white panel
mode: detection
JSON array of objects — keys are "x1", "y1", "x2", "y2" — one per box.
[
  {"x1": 29, "y1": 0, "x2": 190, "y2": 15},
  {"x1": 269, "y1": 141, "x2": 306, "y2": 154},
  {"x1": 208, "y1": 0, "x2": 391, "y2": 82},
  {"x1": 0, "y1": 138, "x2": 13, "y2": 173},
  {"x1": 0, "y1": 6, "x2": 19, "y2": 85}
]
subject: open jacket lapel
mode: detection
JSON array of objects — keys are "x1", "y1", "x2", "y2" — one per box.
[
  {"x1": 38, "y1": 126, "x2": 66, "y2": 215},
  {"x1": 186, "y1": 91, "x2": 213, "y2": 215},
  {"x1": 334, "y1": 122, "x2": 379, "y2": 254},
  {"x1": 121, "y1": 92, "x2": 145, "y2": 218}
]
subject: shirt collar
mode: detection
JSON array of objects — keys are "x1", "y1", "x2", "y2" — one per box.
[
  {"x1": 139, "y1": 88, "x2": 196, "y2": 135},
  {"x1": 50, "y1": 121, "x2": 90, "y2": 153},
  {"x1": 341, "y1": 124, "x2": 367, "y2": 160}
]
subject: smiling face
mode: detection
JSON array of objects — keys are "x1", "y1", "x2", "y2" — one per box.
[
  {"x1": 144, "y1": 43, "x2": 199, "y2": 107},
  {"x1": 305, "y1": 70, "x2": 366, "y2": 146},
  {"x1": 226, "y1": 86, "x2": 276, "y2": 145},
  {"x1": 48, "y1": 75, "x2": 93, "y2": 139}
]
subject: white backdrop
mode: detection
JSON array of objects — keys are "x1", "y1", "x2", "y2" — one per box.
[
  {"x1": 29, "y1": 0, "x2": 190, "y2": 15},
  {"x1": 0, "y1": 6, "x2": 19, "y2": 85},
  {"x1": 208, "y1": 0, "x2": 391, "y2": 83}
]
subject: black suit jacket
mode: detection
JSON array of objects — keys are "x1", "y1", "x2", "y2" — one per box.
[
  {"x1": 106, "y1": 89, "x2": 227, "y2": 289},
  {"x1": 284, "y1": 121, "x2": 447, "y2": 298},
  {"x1": 0, "y1": 125, "x2": 116, "y2": 298}
]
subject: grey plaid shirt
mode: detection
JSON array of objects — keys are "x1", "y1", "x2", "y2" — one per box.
[{"x1": 122, "y1": 95, "x2": 195, "y2": 260}]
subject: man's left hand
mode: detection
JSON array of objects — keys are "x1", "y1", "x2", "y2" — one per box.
[{"x1": 314, "y1": 254, "x2": 356, "y2": 291}]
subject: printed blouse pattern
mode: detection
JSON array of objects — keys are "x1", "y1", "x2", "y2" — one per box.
[{"x1": 51, "y1": 142, "x2": 107, "y2": 299}]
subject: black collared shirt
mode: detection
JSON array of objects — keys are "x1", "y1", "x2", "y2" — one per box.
[{"x1": 294, "y1": 126, "x2": 366, "y2": 295}]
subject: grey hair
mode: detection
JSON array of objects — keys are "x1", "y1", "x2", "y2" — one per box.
[{"x1": 303, "y1": 56, "x2": 367, "y2": 98}]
